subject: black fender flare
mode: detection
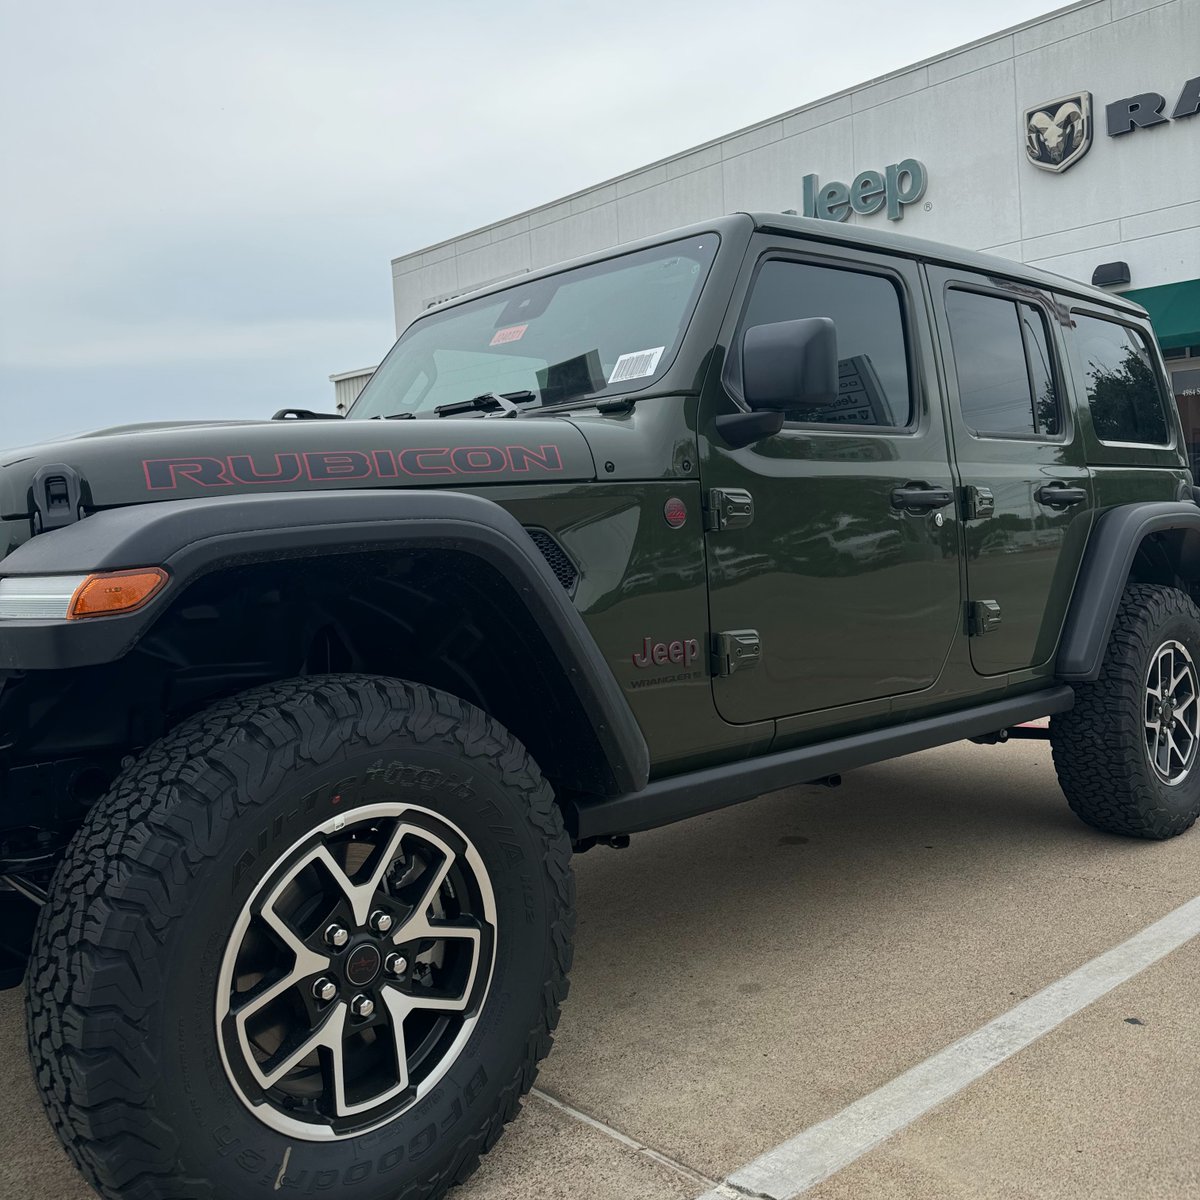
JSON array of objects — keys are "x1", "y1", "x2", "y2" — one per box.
[
  {"x1": 1057, "y1": 501, "x2": 1200, "y2": 682},
  {"x1": 0, "y1": 489, "x2": 650, "y2": 793}
]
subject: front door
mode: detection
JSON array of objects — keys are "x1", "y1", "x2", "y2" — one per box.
[
  {"x1": 927, "y1": 266, "x2": 1094, "y2": 675},
  {"x1": 701, "y1": 239, "x2": 962, "y2": 725}
]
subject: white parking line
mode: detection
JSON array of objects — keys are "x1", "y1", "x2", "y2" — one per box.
[{"x1": 696, "y1": 892, "x2": 1200, "y2": 1200}]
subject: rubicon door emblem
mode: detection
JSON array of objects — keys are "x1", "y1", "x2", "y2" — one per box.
[
  {"x1": 663, "y1": 497, "x2": 687, "y2": 528},
  {"x1": 1024, "y1": 93, "x2": 1093, "y2": 173}
]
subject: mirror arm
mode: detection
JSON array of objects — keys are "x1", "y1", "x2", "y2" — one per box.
[{"x1": 714, "y1": 409, "x2": 785, "y2": 449}]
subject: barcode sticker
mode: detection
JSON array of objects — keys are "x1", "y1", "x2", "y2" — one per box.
[{"x1": 608, "y1": 346, "x2": 665, "y2": 384}]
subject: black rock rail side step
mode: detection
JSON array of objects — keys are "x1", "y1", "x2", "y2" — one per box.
[{"x1": 568, "y1": 685, "x2": 1074, "y2": 839}]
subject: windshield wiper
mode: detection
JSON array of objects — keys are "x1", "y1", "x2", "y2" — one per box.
[{"x1": 434, "y1": 390, "x2": 537, "y2": 419}]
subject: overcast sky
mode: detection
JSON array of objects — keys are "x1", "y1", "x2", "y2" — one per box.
[{"x1": 1, "y1": 0, "x2": 1060, "y2": 447}]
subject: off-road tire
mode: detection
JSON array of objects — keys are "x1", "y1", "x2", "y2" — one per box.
[
  {"x1": 1051, "y1": 583, "x2": 1200, "y2": 839},
  {"x1": 26, "y1": 674, "x2": 574, "y2": 1200}
]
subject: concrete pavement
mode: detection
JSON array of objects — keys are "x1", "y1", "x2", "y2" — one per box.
[{"x1": 3, "y1": 739, "x2": 1199, "y2": 1199}]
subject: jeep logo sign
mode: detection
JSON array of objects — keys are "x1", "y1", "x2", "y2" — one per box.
[{"x1": 800, "y1": 158, "x2": 927, "y2": 222}]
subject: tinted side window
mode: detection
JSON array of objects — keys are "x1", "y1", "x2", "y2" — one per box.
[
  {"x1": 1073, "y1": 313, "x2": 1170, "y2": 445},
  {"x1": 740, "y1": 260, "x2": 912, "y2": 427},
  {"x1": 944, "y1": 289, "x2": 1060, "y2": 437}
]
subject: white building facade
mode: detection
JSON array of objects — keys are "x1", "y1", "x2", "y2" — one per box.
[
  {"x1": 384, "y1": 0, "x2": 1198, "y2": 444},
  {"x1": 328, "y1": 367, "x2": 375, "y2": 413}
]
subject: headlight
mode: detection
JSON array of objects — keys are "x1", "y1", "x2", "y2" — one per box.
[{"x1": 0, "y1": 575, "x2": 89, "y2": 619}]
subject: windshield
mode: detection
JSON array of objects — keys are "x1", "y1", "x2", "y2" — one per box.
[{"x1": 348, "y1": 234, "x2": 718, "y2": 419}]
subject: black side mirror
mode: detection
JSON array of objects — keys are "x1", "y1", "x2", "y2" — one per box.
[{"x1": 741, "y1": 317, "x2": 838, "y2": 412}]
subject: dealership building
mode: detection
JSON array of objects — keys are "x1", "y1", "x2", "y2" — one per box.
[{"x1": 339, "y1": 0, "x2": 1198, "y2": 450}]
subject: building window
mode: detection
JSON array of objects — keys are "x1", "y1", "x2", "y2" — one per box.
[
  {"x1": 944, "y1": 289, "x2": 1060, "y2": 437},
  {"x1": 1072, "y1": 313, "x2": 1171, "y2": 446},
  {"x1": 1170, "y1": 361, "x2": 1200, "y2": 474}
]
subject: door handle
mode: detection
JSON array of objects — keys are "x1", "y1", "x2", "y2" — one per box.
[
  {"x1": 891, "y1": 484, "x2": 954, "y2": 513},
  {"x1": 1036, "y1": 483, "x2": 1088, "y2": 509}
]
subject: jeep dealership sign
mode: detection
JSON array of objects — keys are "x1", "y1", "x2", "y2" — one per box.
[{"x1": 800, "y1": 158, "x2": 927, "y2": 223}]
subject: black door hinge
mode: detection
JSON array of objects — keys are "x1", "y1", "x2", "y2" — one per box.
[
  {"x1": 963, "y1": 485, "x2": 995, "y2": 520},
  {"x1": 711, "y1": 629, "x2": 761, "y2": 676},
  {"x1": 30, "y1": 464, "x2": 85, "y2": 534},
  {"x1": 967, "y1": 600, "x2": 1002, "y2": 636},
  {"x1": 703, "y1": 488, "x2": 754, "y2": 532}
]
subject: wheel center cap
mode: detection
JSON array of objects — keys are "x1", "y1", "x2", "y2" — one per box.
[{"x1": 345, "y1": 942, "x2": 382, "y2": 987}]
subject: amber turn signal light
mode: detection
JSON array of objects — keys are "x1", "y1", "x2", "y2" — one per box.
[{"x1": 67, "y1": 568, "x2": 169, "y2": 619}]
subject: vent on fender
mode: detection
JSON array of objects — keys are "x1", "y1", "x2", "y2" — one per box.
[{"x1": 525, "y1": 528, "x2": 579, "y2": 594}]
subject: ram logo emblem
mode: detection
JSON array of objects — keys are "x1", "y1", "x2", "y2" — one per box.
[{"x1": 1024, "y1": 93, "x2": 1093, "y2": 173}]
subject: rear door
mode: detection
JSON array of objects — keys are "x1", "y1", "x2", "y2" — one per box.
[{"x1": 927, "y1": 266, "x2": 1094, "y2": 675}]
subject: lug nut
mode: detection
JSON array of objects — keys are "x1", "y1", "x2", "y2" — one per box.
[
  {"x1": 369, "y1": 910, "x2": 394, "y2": 934},
  {"x1": 385, "y1": 953, "x2": 408, "y2": 976},
  {"x1": 312, "y1": 977, "x2": 337, "y2": 1003},
  {"x1": 324, "y1": 923, "x2": 349, "y2": 948},
  {"x1": 350, "y1": 994, "x2": 375, "y2": 1018}
]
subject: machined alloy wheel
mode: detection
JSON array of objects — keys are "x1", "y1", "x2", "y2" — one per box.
[
  {"x1": 1143, "y1": 640, "x2": 1200, "y2": 785},
  {"x1": 217, "y1": 802, "x2": 497, "y2": 1140}
]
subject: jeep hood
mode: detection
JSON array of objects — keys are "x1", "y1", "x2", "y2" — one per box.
[{"x1": 0, "y1": 416, "x2": 596, "y2": 520}]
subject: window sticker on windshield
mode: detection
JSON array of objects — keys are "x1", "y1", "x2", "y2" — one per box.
[
  {"x1": 490, "y1": 324, "x2": 528, "y2": 346},
  {"x1": 608, "y1": 346, "x2": 665, "y2": 384}
]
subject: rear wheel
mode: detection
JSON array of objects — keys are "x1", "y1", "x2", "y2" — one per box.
[
  {"x1": 1051, "y1": 583, "x2": 1200, "y2": 839},
  {"x1": 26, "y1": 675, "x2": 574, "y2": 1200}
]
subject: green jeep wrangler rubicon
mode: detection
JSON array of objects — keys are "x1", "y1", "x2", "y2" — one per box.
[{"x1": 2, "y1": 213, "x2": 1198, "y2": 1200}]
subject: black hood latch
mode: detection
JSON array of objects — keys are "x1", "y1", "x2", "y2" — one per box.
[{"x1": 30, "y1": 463, "x2": 86, "y2": 534}]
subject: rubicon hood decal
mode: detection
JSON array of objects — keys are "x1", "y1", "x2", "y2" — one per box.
[
  {"x1": 0, "y1": 417, "x2": 595, "y2": 515},
  {"x1": 145, "y1": 445, "x2": 565, "y2": 491}
]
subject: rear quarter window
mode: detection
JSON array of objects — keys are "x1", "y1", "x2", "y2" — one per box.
[{"x1": 1072, "y1": 312, "x2": 1171, "y2": 446}]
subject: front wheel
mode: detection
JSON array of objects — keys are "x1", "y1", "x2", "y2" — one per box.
[
  {"x1": 27, "y1": 675, "x2": 574, "y2": 1200},
  {"x1": 1051, "y1": 583, "x2": 1200, "y2": 839}
]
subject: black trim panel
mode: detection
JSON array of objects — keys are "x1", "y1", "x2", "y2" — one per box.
[
  {"x1": 0, "y1": 490, "x2": 649, "y2": 794},
  {"x1": 568, "y1": 686, "x2": 1074, "y2": 838},
  {"x1": 1056, "y1": 501, "x2": 1200, "y2": 682}
]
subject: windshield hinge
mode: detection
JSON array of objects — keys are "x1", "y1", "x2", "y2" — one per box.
[
  {"x1": 703, "y1": 488, "x2": 754, "y2": 532},
  {"x1": 30, "y1": 464, "x2": 85, "y2": 534},
  {"x1": 711, "y1": 629, "x2": 761, "y2": 677}
]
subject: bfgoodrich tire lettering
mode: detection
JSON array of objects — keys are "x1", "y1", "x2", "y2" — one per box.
[
  {"x1": 25, "y1": 675, "x2": 574, "y2": 1200},
  {"x1": 1051, "y1": 583, "x2": 1200, "y2": 839}
]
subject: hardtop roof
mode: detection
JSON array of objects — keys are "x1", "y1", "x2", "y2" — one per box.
[
  {"x1": 413, "y1": 212, "x2": 1145, "y2": 323},
  {"x1": 744, "y1": 211, "x2": 1145, "y2": 316}
]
